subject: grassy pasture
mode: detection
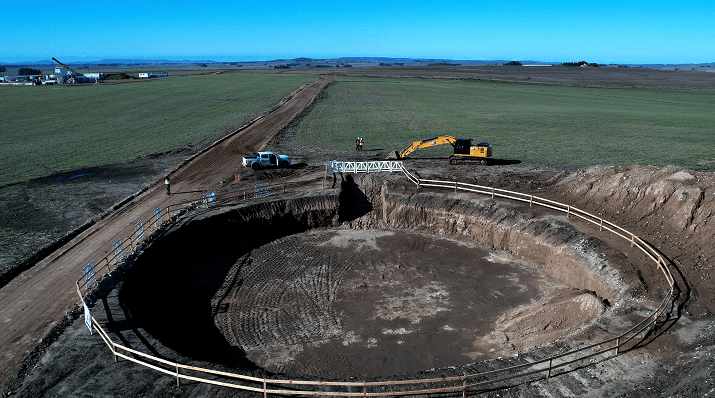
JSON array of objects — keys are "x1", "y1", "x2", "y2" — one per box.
[
  {"x1": 0, "y1": 74, "x2": 315, "y2": 186},
  {"x1": 298, "y1": 77, "x2": 715, "y2": 171}
]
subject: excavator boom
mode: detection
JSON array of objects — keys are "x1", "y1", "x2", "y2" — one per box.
[{"x1": 399, "y1": 135, "x2": 458, "y2": 158}]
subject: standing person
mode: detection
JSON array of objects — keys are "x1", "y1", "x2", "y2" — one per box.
[
  {"x1": 164, "y1": 175, "x2": 171, "y2": 195},
  {"x1": 359, "y1": 137, "x2": 364, "y2": 151},
  {"x1": 356, "y1": 137, "x2": 360, "y2": 151}
]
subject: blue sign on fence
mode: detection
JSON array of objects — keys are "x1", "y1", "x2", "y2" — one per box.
[
  {"x1": 154, "y1": 206, "x2": 162, "y2": 228},
  {"x1": 112, "y1": 239, "x2": 124, "y2": 264},
  {"x1": 202, "y1": 192, "x2": 216, "y2": 208},
  {"x1": 255, "y1": 183, "x2": 269, "y2": 198},
  {"x1": 135, "y1": 221, "x2": 144, "y2": 241},
  {"x1": 83, "y1": 261, "x2": 97, "y2": 289}
]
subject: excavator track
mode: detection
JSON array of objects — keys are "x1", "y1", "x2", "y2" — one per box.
[{"x1": 449, "y1": 155, "x2": 488, "y2": 166}]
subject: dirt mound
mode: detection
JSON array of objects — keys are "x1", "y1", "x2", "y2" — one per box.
[
  {"x1": 480, "y1": 288, "x2": 606, "y2": 354},
  {"x1": 555, "y1": 165, "x2": 712, "y2": 236},
  {"x1": 552, "y1": 165, "x2": 715, "y2": 314},
  {"x1": 385, "y1": 150, "x2": 401, "y2": 160}
]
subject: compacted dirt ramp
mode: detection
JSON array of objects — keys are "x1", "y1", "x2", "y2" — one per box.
[{"x1": 0, "y1": 76, "x2": 334, "y2": 385}]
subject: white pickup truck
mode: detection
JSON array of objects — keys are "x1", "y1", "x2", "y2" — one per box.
[{"x1": 242, "y1": 151, "x2": 291, "y2": 170}]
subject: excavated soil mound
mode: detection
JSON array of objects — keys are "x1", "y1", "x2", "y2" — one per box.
[{"x1": 552, "y1": 165, "x2": 715, "y2": 315}]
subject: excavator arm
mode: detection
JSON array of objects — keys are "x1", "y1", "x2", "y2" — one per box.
[{"x1": 399, "y1": 135, "x2": 458, "y2": 158}]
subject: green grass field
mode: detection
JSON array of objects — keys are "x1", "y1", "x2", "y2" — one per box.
[
  {"x1": 0, "y1": 74, "x2": 315, "y2": 186},
  {"x1": 297, "y1": 77, "x2": 715, "y2": 171}
]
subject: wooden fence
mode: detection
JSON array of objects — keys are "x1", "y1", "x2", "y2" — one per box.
[{"x1": 75, "y1": 166, "x2": 677, "y2": 396}]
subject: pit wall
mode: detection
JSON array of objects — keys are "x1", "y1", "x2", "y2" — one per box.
[
  {"x1": 376, "y1": 185, "x2": 622, "y2": 302},
  {"x1": 202, "y1": 175, "x2": 624, "y2": 304},
  {"x1": 169, "y1": 173, "x2": 623, "y2": 305},
  {"x1": 170, "y1": 190, "x2": 344, "y2": 235}
]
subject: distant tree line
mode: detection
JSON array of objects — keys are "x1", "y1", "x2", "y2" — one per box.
[
  {"x1": 504, "y1": 61, "x2": 522, "y2": 66},
  {"x1": 18, "y1": 67, "x2": 42, "y2": 75},
  {"x1": 563, "y1": 61, "x2": 599, "y2": 67}
]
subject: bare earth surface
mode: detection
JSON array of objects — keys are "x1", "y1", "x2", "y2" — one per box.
[
  {"x1": 0, "y1": 75, "x2": 334, "y2": 389},
  {"x1": 1, "y1": 67, "x2": 714, "y2": 397}
]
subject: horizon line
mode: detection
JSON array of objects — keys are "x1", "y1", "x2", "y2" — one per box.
[{"x1": 2, "y1": 56, "x2": 713, "y2": 66}]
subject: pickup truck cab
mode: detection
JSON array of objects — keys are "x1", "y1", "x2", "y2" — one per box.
[{"x1": 242, "y1": 151, "x2": 291, "y2": 170}]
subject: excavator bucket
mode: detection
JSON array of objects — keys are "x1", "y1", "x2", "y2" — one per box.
[{"x1": 386, "y1": 150, "x2": 401, "y2": 160}]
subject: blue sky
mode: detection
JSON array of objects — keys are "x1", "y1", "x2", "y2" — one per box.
[{"x1": 1, "y1": 0, "x2": 713, "y2": 64}]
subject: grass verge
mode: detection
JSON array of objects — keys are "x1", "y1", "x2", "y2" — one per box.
[{"x1": 0, "y1": 74, "x2": 316, "y2": 186}]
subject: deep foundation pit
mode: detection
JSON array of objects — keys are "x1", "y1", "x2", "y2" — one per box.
[{"x1": 120, "y1": 180, "x2": 632, "y2": 380}]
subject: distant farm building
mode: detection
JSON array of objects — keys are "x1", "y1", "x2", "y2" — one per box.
[{"x1": 139, "y1": 72, "x2": 168, "y2": 78}]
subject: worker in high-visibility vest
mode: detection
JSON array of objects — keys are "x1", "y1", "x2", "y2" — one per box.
[{"x1": 164, "y1": 175, "x2": 171, "y2": 195}]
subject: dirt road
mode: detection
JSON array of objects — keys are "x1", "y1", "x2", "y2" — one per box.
[{"x1": 0, "y1": 76, "x2": 334, "y2": 383}]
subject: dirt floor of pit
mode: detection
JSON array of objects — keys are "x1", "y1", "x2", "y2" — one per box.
[
  {"x1": 121, "y1": 227, "x2": 605, "y2": 379},
  {"x1": 2, "y1": 68, "x2": 715, "y2": 396}
]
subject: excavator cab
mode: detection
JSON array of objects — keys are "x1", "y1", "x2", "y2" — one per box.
[{"x1": 453, "y1": 138, "x2": 473, "y2": 155}]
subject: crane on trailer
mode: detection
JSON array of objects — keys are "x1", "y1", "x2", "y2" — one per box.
[
  {"x1": 52, "y1": 57, "x2": 82, "y2": 84},
  {"x1": 394, "y1": 135, "x2": 493, "y2": 165}
]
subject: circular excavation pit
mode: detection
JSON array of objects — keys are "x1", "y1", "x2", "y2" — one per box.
[{"x1": 120, "y1": 180, "x2": 626, "y2": 380}]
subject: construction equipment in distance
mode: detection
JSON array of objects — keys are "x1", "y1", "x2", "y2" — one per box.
[
  {"x1": 52, "y1": 57, "x2": 82, "y2": 84},
  {"x1": 395, "y1": 135, "x2": 492, "y2": 165}
]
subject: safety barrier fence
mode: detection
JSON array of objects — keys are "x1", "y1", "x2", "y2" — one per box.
[{"x1": 75, "y1": 165, "x2": 677, "y2": 397}]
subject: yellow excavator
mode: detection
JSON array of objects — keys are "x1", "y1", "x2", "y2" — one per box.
[{"x1": 394, "y1": 135, "x2": 492, "y2": 165}]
